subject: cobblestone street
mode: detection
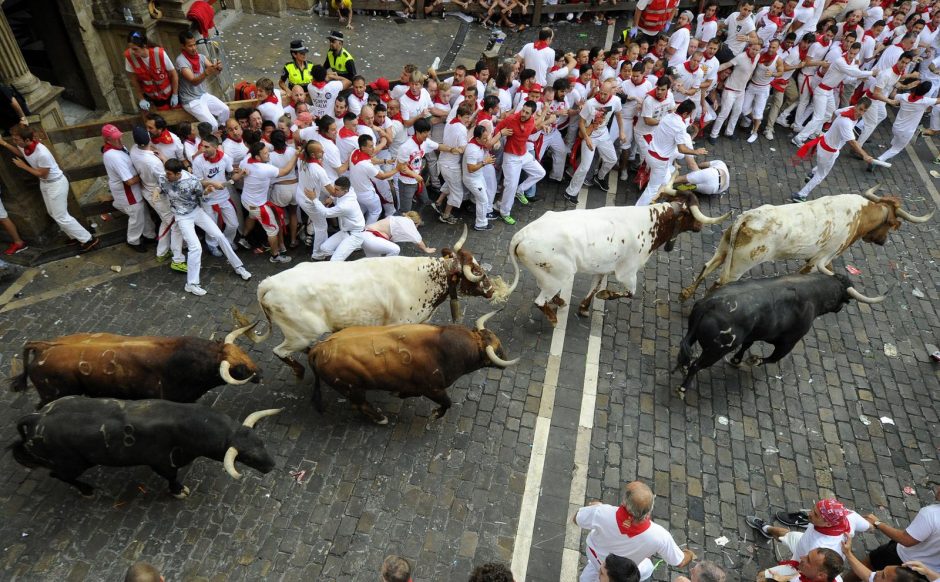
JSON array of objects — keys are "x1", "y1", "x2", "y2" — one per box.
[{"x1": 0, "y1": 15, "x2": 938, "y2": 582}]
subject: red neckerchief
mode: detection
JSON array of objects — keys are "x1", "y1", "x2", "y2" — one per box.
[
  {"x1": 319, "y1": 131, "x2": 335, "y2": 143},
  {"x1": 893, "y1": 63, "x2": 904, "y2": 75},
  {"x1": 477, "y1": 110, "x2": 492, "y2": 122},
  {"x1": 550, "y1": 64, "x2": 563, "y2": 72},
  {"x1": 650, "y1": 46, "x2": 663, "y2": 58},
  {"x1": 631, "y1": 77, "x2": 647, "y2": 86},
  {"x1": 379, "y1": 92, "x2": 391, "y2": 103},
  {"x1": 594, "y1": 92, "x2": 612, "y2": 105},
  {"x1": 655, "y1": 69, "x2": 665, "y2": 78},
  {"x1": 469, "y1": 138, "x2": 486, "y2": 149},
  {"x1": 23, "y1": 140, "x2": 38, "y2": 156},
  {"x1": 615, "y1": 506, "x2": 653, "y2": 537},
  {"x1": 865, "y1": 29, "x2": 877, "y2": 38},
  {"x1": 817, "y1": 37, "x2": 831, "y2": 48},
  {"x1": 310, "y1": 81, "x2": 328, "y2": 90},
  {"x1": 247, "y1": 156, "x2": 262, "y2": 164},
  {"x1": 909, "y1": 93, "x2": 925, "y2": 102},
  {"x1": 339, "y1": 127, "x2": 358, "y2": 139},
  {"x1": 928, "y1": 21, "x2": 939, "y2": 32},
  {"x1": 433, "y1": 93, "x2": 449, "y2": 105},
  {"x1": 684, "y1": 61, "x2": 699, "y2": 73},
  {"x1": 204, "y1": 149, "x2": 224, "y2": 163},
  {"x1": 703, "y1": 14, "x2": 717, "y2": 21},
  {"x1": 449, "y1": 117, "x2": 464, "y2": 124},
  {"x1": 357, "y1": 119, "x2": 371, "y2": 127},
  {"x1": 411, "y1": 135, "x2": 424, "y2": 147},
  {"x1": 778, "y1": 560, "x2": 814, "y2": 582},
  {"x1": 153, "y1": 129, "x2": 174, "y2": 145},
  {"x1": 814, "y1": 517, "x2": 850, "y2": 536},
  {"x1": 273, "y1": 146, "x2": 287, "y2": 154},
  {"x1": 647, "y1": 89, "x2": 666, "y2": 102},
  {"x1": 263, "y1": 93, "x2": 279, "y2": 105},
  {"x1": 799, "y1": 45, "x2": 810, "y2": 60},
  {"x1": 681, "y1": 23, "x2": 692, "y2": 30},
  {"x1": 226, "y1": 135, "x2": 243, "y2": 143},
  {"x1": 404, "y1": 89, "x2": 422, "y2": 101},
  {"x1": 534, "y1": 40, "x2": 550, "y2": 50},
  {"x1": 841, "y1": 108, "x2": 859, "y2": 119},
  {"x1": 182, "y1": 51, "x2": 201, "y2": 74},
  {"x1": 350, "y1": 149, "x2": 371, "y2": 165},
  {"x1": 391, "y1": 112, "x2": 404, "y2": 122},
  {"x1": 759, "y1": 50, "x2": 776, "y2": 65}
]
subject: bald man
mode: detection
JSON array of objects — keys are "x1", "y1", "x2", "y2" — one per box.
[{"x1": 573, "y1": 480, "x2": 695, "y2": 581}]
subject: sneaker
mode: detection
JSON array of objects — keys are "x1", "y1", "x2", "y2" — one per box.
[
  {"x1": 764, "y1": 129, "x2": 774, "y2": 141},
  {"x1": 933, "y1": 155, "x2": 940, "y2": 165},
  {"x1": 156, "y1": 250, "x2": 172, "y2": 263},
  {"x1": 515, "y1": 191, "x2": 529, "y2": 205},
  {"x1": 486, "y1": 211, "x2": 499, "y2": 220},
  {"x1": 676, "y1": 184, "x2": 697, "y2": 191},
  {"x1": 619, "y1": 170, "x2": 629, "y2": 181},
  {"x1": 235, "y1": 267, "x2": 252, "y2": 281},
  {"x1": 790, "y1": 193, "x2": 807, "y2": 203},
  {"x1": 745, "y1": 515, "x2": 774, "y2": 539},
  {"x1": 170, "y1": 261, "x2": 188, "y2": 273},
  {"x1": 429, "y1": 201, "x2": 443, "y2": 216},
  {"x1": 310, "y1": 253, "x2": 330, "y2": 261},
  {"x1": 237, "y1": 238, "x2": 252, "y2": 250},
  {"x1": 438, "y1": 214, "x2": 459, "y2": 224},
  {"x1": 270, "y1": 254, "x2": 293, "y2": 264},
  {"x1": 473, "y1": 223, "x2": 494, "y2": 231},
  {"x1": 804, "y1": 173, "x2": 813, "y2": 183},
  {"x1": 791, "y1": 136, "x2": 804, "y2": 147},
  {"x1": 775, "y1": 510, "x2": 810, "y2": 528},
  {"x1": 127, "y1": 242, "x2": 148, "y2": 253},
  {"x1": 563, "y1": 193, "x2": 579, "y2": 205},
  {"x1": 747, "y1": 133, "x2": 759, "y2": 144},
  {"x1": 184, "y1": 283, "x2": 207, "y2": 297},
  {"x1": 707, "y1": 135, "x2": 717, "y2": 145},
  {"x1": 3, "y1": 241, "x2": 27, "y2": 255},
  {"x1": 208, "y1": 246, "x2": 223, "y2": 257},
  {"x1": 79, "y1": 237, "x2": 100, "y2": 254},
  {"x1": 501, "y1": 215, "x2": 516, "y2": 225},
  {"x1": 593, "y1": 175, "x2": 610, "y2": 192}
]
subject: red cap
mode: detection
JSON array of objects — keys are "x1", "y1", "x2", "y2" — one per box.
[
  {"x1": 528, "y1": 83, "x2": 544, "y2": 93},
  {"x1": 369, "y1": 77, "x2": 390, "y2": 92}
]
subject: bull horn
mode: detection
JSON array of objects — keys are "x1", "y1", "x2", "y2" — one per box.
[
  {"x1": 817, "y1": 264, "x2": 835, "y2": 276},
  {"x1": 847, "y1": 286, "x2": 886, "y2": 304},
  {"x1": 485, "y1": 345, "x2": 520, "y2": 368},
  {"x1": 896, "y1": 206, "x2": 935, "y2": 223},
  {"x1": 463, "y1": 264, "x2": 484, "y2": 283},
  {"x1": 475, "y1": 309, "x2": 499, "y2": 331},
  {"x1": 223, "y1": 447, "x2": 242, "y2": 479},
  {"x1": 861, "y1": 185, "x2": 882, "y2": 202},
  {"x1": 220, "y1": 360, "x2": 253, "y2": 385},
  {"x1": 224, "y1": 321, "x2": 258, "y2": 345},
  {"x1": 452, "y1": 224, "x2": 468, "y2": 252},
  {"x1": 689, "y1": 204, "x2": 732, "y2": 225},
  {"x1": 242, "y1": 408, "x2": 283, "y2": 428}
]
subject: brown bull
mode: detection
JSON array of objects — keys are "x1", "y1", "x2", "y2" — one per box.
[
  {"x1": 9, "y1": 324, "x2": 261, "y2": 407},
  {"x1": 307, "y1": 311, "x2": 519, "y2": 424}
]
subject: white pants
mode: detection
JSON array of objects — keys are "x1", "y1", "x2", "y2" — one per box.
[
  {"x1": 500, "y1": 152, "x2": 545, "y2": 216},
  {"x1": 796, "y1": 88, "x2": 835, "y2": 142},
  {"x1": 39, "y1": 177, "x2": 92, "y2": 243},
  {"x1": 148, "y1": 195, "x2": 184, "y2": 262},
  {"x1": 375, "y1": 174, "x2": 396, "y2": 217},
  {"x1": 686, "y1": 167, "x2": 722, "y2": 194},
  {"x1": 931, "y1": 104, "x2": 940, "y2": 131},
  {"x1": 566, "y1": 136, "x2": 616, "y2": 197},
  {"x1": 797, "y1": 146, "x2": 839, "y2": 199},
  {"x1": 540, "y1": 130, "x2": 568, "y2": 180},
  {"x1": 175, "y1": 208, "x2": 243, "y2": 286},
  {"x1": 609, "y1": 115, "x2": 633, "y2": 151},
  {"x1": 182, "y1": 93, "x2": 230, "y2": 131},
  {"x1": 857, "y1": 100, "x2": 886, "y2": 146},
  {"x1": 322, "y1": 230, "x2": 365, "y2": 261},
  {"x1": 710, "y1": 88, "x2": 745, "y2": 138},
  {"x1": 634, "y1": 129, "x2": 650, "y2": 162},
  {"x1": 440, "y1": 162, "x2": 465, "y2": 208},
  {"x1": 580, "y1": 556, "x2": 654, "y2": 582},
  {"x1": 790, "y1": 76, "x2": 817, "y2": 129},
  {"x1": 743, "y1": 84, "x2": 772, "y2": 121},
  {"x1": 877, "y1": 128, "x2": 915, "y2": 163},
  {"x1": 112, "y1": 195, "x2": 155, "y2": 245},
  {"x1": 297, "y1": 194, "x2": 329, "y2": 258},
  {"x1": 638, "y1": 153, "x2": 674, "y2": 205},
  {"x1": 463, "y1": 176, "x2": 491, "y2": 228},
  {"x1": 202, "y1": 197, "x2": 239, "y2": 249},
  {"x1": 362, "y1": 233, "x2": 401, "y2": 257},
  {"x1": 356, "y1": 190, "x2": 382, "y2": 225}
]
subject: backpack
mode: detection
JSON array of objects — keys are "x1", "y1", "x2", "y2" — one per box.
[{"x1": 234, "y1": 81, "x2": 257, "y2": 101}]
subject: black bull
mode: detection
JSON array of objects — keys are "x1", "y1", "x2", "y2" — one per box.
[
  {"x1": 10, "y1": 397, "x2": 280, "y2": 498},
  {"x1": 675, "y1": 273, "x2": 883, "y2": 392}
]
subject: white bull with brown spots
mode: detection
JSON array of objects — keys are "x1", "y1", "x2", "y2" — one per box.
[
  {"x1": 505, "y1": 191, "x2": 731, "y2": 325},
  {"x1": 679, "y1": 188, "x2": 934, "y2": 301}
]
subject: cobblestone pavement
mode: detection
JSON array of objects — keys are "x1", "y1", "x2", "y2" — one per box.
[{"x1": 0, "y1": 18, "x2": 938, "y2": 582}]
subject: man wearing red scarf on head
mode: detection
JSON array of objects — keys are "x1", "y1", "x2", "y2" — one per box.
[
  {"x1": 747, "y1": 498, "x2": 874, "y2": 563},
  {"x1": 573, "y1": 480, "x2": 695, "y2": 582}
]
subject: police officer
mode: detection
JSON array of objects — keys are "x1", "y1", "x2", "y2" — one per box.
[
  {"x1": 279, "y1": 39, "x2": 314, "y2": 93},
  {"x1": 324, "y1": 31, "x2": 356, "y2": 81}
]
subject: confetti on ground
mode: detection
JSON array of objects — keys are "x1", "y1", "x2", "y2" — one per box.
[
  {"x1": 846, "y1": 265, "x2": 861, "y2": 275},
  {"x1": 880, "y1": 416, "x2": 895, "y2": 425},
  {"x1": 904, "y1": 486, "x2": 916, "y2": 495},
  {"x1": 717, "y1": 415, "x2": 729, "y2": 425},
  {"x1": 714, "y1": 536, "x2": 730, "y2": 547},
  {"x1": 860, "y1": 415, "x2": 871, "y2": 426}
]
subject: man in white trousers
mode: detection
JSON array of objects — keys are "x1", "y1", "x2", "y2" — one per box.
[
  {"x1": 101, "y1": 124, "x2": 156, "y2": 252},
  {"x1": 160, "y1": 159, "x2": 251, "y2": 296},
  {"x1": 463, "y1": 124, "x2": 499, "y2": 232},
  {"x1": 871, "y1": 82, "x2": 938, "y2": 168},
  {"x1": 493, "y1": 101, "x2": 546, "y2": 225},
  {"x1": 176, "y1": 30, "x2": 229, "y2": 131},
  {"x1": 191, "y1": 135, "x2": 241, "y2": 256},
  {"x1": 674, "y1": 158, "x2": 731, "y2": 195},
  {"x1": 709, "y1": 39, "x2": 763, "y2": 144},
  {"x1": 348, "y1": 134, "x2": 397, "y2": 224},
  {"x1": 313, "y1": 176, "x2": 366, "y2": 261},
  {"x1": 638, "y1": 99, "x2": 708, "y2": 205},
  {"x1": 128, "y1": 126, "x2": 186, "y2": 270},
  {"x1": 856, "y1": 52, "x2": 915, "y2": 147},
  {"x1": 565, "y1": 79, "x2": 625, "y2": 204},
  {"x1": 791, "y1": 98, "x2": 874, "y2": 202},
  {"x1": 296, "y1": 140, "x2": 336, "y2": 260},
  {"x1": 1, "y1": 127, "x2": 98, "y2": 252}
]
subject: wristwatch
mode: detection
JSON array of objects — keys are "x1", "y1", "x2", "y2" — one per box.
[{"x1": 873, "y1": 520, "x2": 882, "y2": 527}]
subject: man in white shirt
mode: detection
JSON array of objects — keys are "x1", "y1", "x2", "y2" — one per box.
[
  {"x1": 756, "y1": 548, "x2": 844, "y2": 582},
  {"x1": 307, "y1": 64, "x2": 351, "y2": 119},
  {"x1": 437, "y1": 102, "x2": 472, "y2": 224},
  {"x1": 296, "y1": 140, "x2": 336, "y2": 260},
  {"x1": 313, "y1": 176, "x2": 366, "y2": 261},
  {"x1": 666, "y1": 12, "x2": 695, "y2": 69},
  {"x1": 616, "y1": 63, "x2": 654, "y2": 176},
  {"x1": 857, "y1": 51, "x2": 914, "y2": 146},
  {"x1": 101, "y1": 124, "x2": 156, "y2": 250},
  {"x1": 190, "y1": 134, "x2": 240, "y2": 256},
  {"x1": 238, "y1": 141, "x2": 297, "y2": 263},
  {"x1": 709, "y1": 40, "x2": 763, "y2": 142},
  {"x1": 516, "y1": 28, "x2": 556, "y2": 86},
  {"x1": 674, "y1": 158, "x2": 730, "y2": 195},
  {"x1": 873, "y1": 82, "x2": 938, "y2": 166},
  {"x1": 565, "y1": 80, "x2": 625, "y2": 203},
  {"x1": 462, "y1": 124, "x2": 498, "y2": 232},
  {"x1": 0, "y1": 127, "x2": 97, "y2": 252},
  {"x1": 638, "y1": 99, "x2": 708, "y2": 205},
  {"x1": 129, "y1": 125, "x2": 185, "y2": 269},
  {"x1": 747, "y1": 498, "x2": 873, "y2": 562},
  {"x1": 362, "y1": 212, "x2": 437, "y2": 256},
  {"x1": 348, "y1": 134, "x2": 397, "y2": 224},
  {"x1": 574, "y1": 480, "x2": 695, "y2": 582},
  {"x1": 399, "y1": 72, "x2": 434, "y2": 136},
  {"x1": 255, "y1": 77, "x2": 285, "y2": 124},
  {"x1": 842, "y1": 535, "x2": 932, "y2": 582},
  {"x1": 764, "y1": 32, "x2": 809, "y2": 139},
  {"x1": 634, "y1": 77, "x2": 676, "y2": 184},
  {"x1": 396, "y1": 117, "x2": 437, "y2": 214},
  {"x1": 145, "y1": 113, "x2": 184, "y2": 162},
  {"x1": 720, "y1": 1, "x2": 758, "y2": 61}
]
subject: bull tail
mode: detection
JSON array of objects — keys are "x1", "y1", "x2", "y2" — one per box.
[
  {"x1": 9, "y1": 415, "x2": 45, "y2": 469},
  {"x1": 716, "y1": 220, "x2": 742, "y2": 286},
  {"x1": 310, "y1": 354, "x2": 325, "y2": 414},
  {"x1": 506, "y1": 235, "x2": 523, "y2": 298},
  {"x1": 249, "y1": 287, "x2": 275, "y2": 344},
  {"x1": 9, "y1": 344, "x2": 39, "y2": 393}
]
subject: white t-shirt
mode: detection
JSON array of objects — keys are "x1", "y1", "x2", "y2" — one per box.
[
  {"x1": 102, "y1": 147, "x2": 142, "y2": 203},
  {"x1": 439, "y1": 120, "x2": 469, "y2": 166},
  {"x1": 238, "y1": 159, "x2": 279, "y2": 207},
  {"x1": 695, "y1": 15, "x2": 719, "y2": 42},
  {"x1": 725, "y1": 51, "x2": 760, "y2": 91},
  {"x1": 349, "y1": 155, "x2": 381, "y2": 195},
  {"x1": 307, "y1": 80, "x2": 345, "y2": 119},
  {"x1": 399, "y1": 89, "x2": 434, "y2": 135},
  {"x1": 396, "y1": 136, "x2": 438, "y2": 185},
  {"x1": 897, "y1": 504, "x2": 940, "y2": 569},
  {"x1": 222, "y1": 138, "x2": 249, "y2": 167},
  {"x1": 337, "y1": 127, "x2": 360, "y2": 166},
  {"x1": 299, "y1": 127, "x2": 344, "y2": 181},
  {"x1": 724, "y1": 12, "x2": 757, "y2": 55},
  {"x1": 22, "y1": 143, "x2": 63, "y2": 183},
  {"x1": 621, "y1": 78, "x2": 654, "y2": 121},
  {"x1": 267, "y1": 148, "x2": 297, "y2": 184},
  {"x1": 296, "y1": 160, "x2": 332, "y2": 207},
  {"x1": 701, "y1": 55, "x2": 720, "y2": 90},
  {"x1": 787, "y1": 512, "x2": 872, "y2": 560},
  {"x1": 780, "y1": 46, "x2": 803, "y2": 81},
  {"x1": 791, "y1": 4, "x2": 818, "y2": 38},
  {"x1": 128, "y1": 145, "x2": 165, "y2": 197},
  {"x1": 347, "y1": 91, "x2": 369, "y2": 116},
  {"x1": 635, "y1": 91, "x2": 676, "y2": 137},
  {"x1": 894, "y1": 93, "x2": 939, "y2": 134},
  {"x1": 462, "y1": 141, "x2": 488, "y2": 184},
  {"x1": 314, "y1": 190, "x2": 364, "y2": 232},
  {"x1": 580, "y1": 96, "x2": 622, "y2": 140},
  {"x1": 517, "y1": 42, "x2": 556, "y2": 86},
  {"x1": 674, "y1": 65, "x2": 704, "y2": 101},
  {"x1": 668, "y1": 28, "x2": 692, "y2": 69},
  {"x1": 576, "y1": 504, "x2": 685, "y2": 572},
  {"x1": 257, "y1": 89, "x2": 286, "y2": 124},
  {"x1": 191, "y1": 151, "x2": 234, "y2": 203},
  {"x1": 150, "y1": 131, "x2": 184, "y2": 162},
  {"x1": 388, "y1": 215, "x2": 422, "y2": 242},
  {"x1": 864, "y1": 5, "x2": 884, "y2": 29},
  {"x1": 648, "y1": 112, "x2": 692, "y2": 160}
]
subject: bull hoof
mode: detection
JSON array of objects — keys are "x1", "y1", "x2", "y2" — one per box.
[
  {"x1": 172, "y1": 485, "x2": 191, "y2": 500},
  {"x1": 577, "y1": 306, "x2": 590, "y2": 317},
  {"x1": 746, "y1": 355, "x2": 764, "y2": 367},
  {"x1": 728, "y1": 357, "x2": 745, "y2": 369},
  {"x1": 80, "y1": 489, "x2": 96, "y2": 499},
  {"x1": 538, "y1": 304, "x2": 558, "y2": 326},
  {"x1": 432, "y1": 407, "x2": 448, "y2": 419},
  {"x1": 679, "y1": 288, "x2": 694, "y2": 302},
  {"x1": 550, "y1": 295, "x2": 566, "y2": 307},
  {"x1": 375, "y1": 416, "x2": 389, "y2": 425},
  {"x1": 675, "y1": 386, "x2": 687, "y2": 400}
]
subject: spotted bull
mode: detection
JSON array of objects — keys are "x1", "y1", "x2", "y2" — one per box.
[
  {"x1": 243, "y1": 226, "x2": 505, "y2": 379},
  {"x1": 506, "y1": 191, "x2": 731, "y2": 325},
  {"x1": 10, "y1": 397, "x2": 280, "y2": 498},
  {"x1": 676, "y1": 273, "x2": 884, "y2": 392},
  {"x1": 307, "y1": 310, "x2": 518, "y2": 424},
  {"x1": 679, "y1": 188, "x2": 934, "y2": 301},
  {"x1": 9, "y1": 324, "x2": 261, "y2": 407}
]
